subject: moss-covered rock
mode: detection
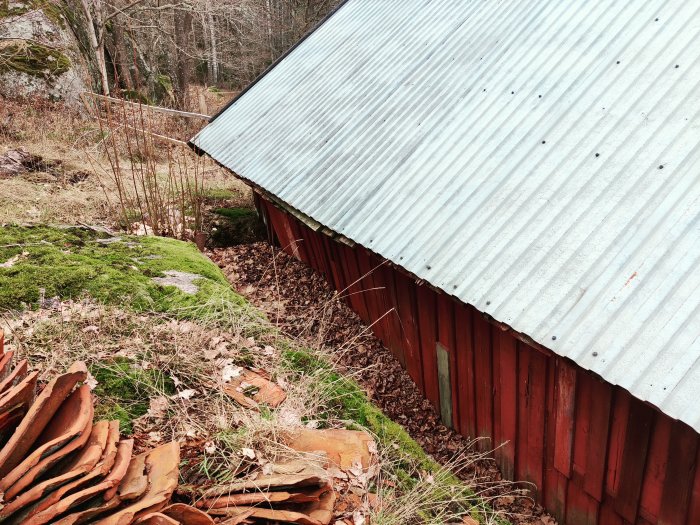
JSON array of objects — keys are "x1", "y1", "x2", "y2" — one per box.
[{"x1": 0, "y1": 0, "x2": 88, "y2": 103}]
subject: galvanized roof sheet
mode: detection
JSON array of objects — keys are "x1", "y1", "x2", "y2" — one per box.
[{"x1": 193, "y1": 0, "x2": 700, "y2": 431}]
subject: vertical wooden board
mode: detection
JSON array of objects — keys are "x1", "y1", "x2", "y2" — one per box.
[
  {"x1": 368, "y1": 253, "x2": 392, "y2": 347},
  {"x1": 299, "y1": 224, "x2": 318, "y2": 272},
  {"x1": 572, "y1": 373, "x2": 593, "y2": 481},
  {"x1": 306, "y1": 230, "x2": 325, "y2": 279},
  {"x1": 684, "y1": 446, "x2": 700, "y2": 525},
  {"x1": 355, "y1": 247, "x2": 382, "y2": 335},
  {"x1": 324, "y1": 238, "x2": 343, "y2": 292},
  {"x1": 554, "y1": 361, "x2": 577, "y2": 477},
  {"x1": 416, "y1": 284, "x2": 439, "y2": 409},
  {"x1": 473, "y1": 311, "x2": 494, "y2": 451},
  {"x1": 606, "y1": 390, "x2": 631, "y2": 499},
  {"x1": 638, "y1": 414, "x2": 671, "y2": 522},
  {"x1": 454, "y1": 304, "x2": 476, "y2": 439},
  {"x1": 598, "y1": 501, "x2": 628, "y2": 525},
  {"x1": 544, "y1": 355, "x2": 565, "y2": 520},
  {"x1": 341, "y1": 243, "x2": 370, "y2": 322},
  {"x1": 526, "y1": 349, "x2": 547, "y2": 498},
  {"x1": 267, "y1": 205, "x2": 292, "y2": 251},
  {"x1": 292, "y1": 220, "x2": 312, "y2": 265},
  {"x1": 492, "y1": 326, "x2": 502, "y2": 465},
  {"x1": 495, "y1": 331, "x2": 517, "y2": 480},
  {"x1": 393, "y1": 271, "x2": 424, "y2": 391},
  {"x1": 613, "y1": 396, "x2": 654, "y2": 523},
  {"x1": 584, "y1": 377, "x2": 613, "y2": 501},
  {"x1": 307, "y1": 229, "x2": 329, "y2": 279},
  {"x1": 379, "y1": 265, "x2": 405, "y2": 366},
  {"x1": 545, "y1": 469, "x2": 570, "y2": 523},
  {"x1": 566, "y1": 482, "x2": 600, "y2": 525},
  {"x1": 436, "y1": 294, "x2": 459, "y2": 430},
  {"x1": 658, "y1": 419, "x2": 699, "y2": 525},
  {"x1": 516, "y1": 343, "x2": 531, "y2": 480}
]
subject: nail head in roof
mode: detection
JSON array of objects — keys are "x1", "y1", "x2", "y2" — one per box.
[
  {"x1": 486, "y1": 301, "x2": 491, "y2": 305},
  {"x1": 593, "y1": 351, "x2": 599, "y2": 356},
  {"x1": 616, "y1": 60, "x2": 621, "y2": 64},
  {"x1": 552, "y1": 335, "x2": 557, "y2": 341},
  {"x1": 511, "y1": 91, "x2": 515, "y2": 94},
  {"x1": 538, "y1": 94, "x2": 542, "y2": 98},
  {"x1": 427, "y1": 265, "x2": 431, "y2": 269},
  {"x1": 595, "y1": 153, "x2": 600, "y2": 157},
  {"x1": 659, "y1": 164, "x2": 664, "y2": 169},
  {"x1": 655, "y1": 17, "x2": 659, "y2": 21},
  {"x1": 542, "y1": 140, "x2": 546, "y2": 144},
  {"x1": 675, "y1": 64, "x2": 680, "y2": 68}
]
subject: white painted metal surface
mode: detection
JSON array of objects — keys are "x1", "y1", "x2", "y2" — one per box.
[{"x1": 193, "y1": 0, "x2": 700, "y2": 431}]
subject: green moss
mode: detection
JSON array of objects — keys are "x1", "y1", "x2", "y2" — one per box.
[
  {"x1": 91, "y1": 357, "x2": 175, "y2": 434},
  {"x1": 211, "y1": 207, "x2": 266, "y2": 246},
  {"x1": 204, "y1": 188, "x2": 239, "y2": 200},
  {"x1": 0, "y1": 0, "x2": 66, "y2": 26},
  {"x1": 0, "y1": 226, "x2": 256, "y2": 321},
  {"x1": 0, "y1": 42, "x2": 71, "y2": 78}
]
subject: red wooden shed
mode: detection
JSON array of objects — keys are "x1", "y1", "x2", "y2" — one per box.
[{"x1": 191, "y1": 1, "x2": 700, "y2": 523}]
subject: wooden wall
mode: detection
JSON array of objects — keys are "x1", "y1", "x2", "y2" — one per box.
[{"x1": 257, "y1": 195, "x2": 700, "y2": 525}]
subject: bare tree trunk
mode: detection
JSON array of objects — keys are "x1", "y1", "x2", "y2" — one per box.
[
  {"x1": 205, "y1": 1, "x2": 218, "y2": 84},
  {"x1": 109, "y1": 21, "x2": 134, "y2": 91},
  {"x1": 174, "y1": 10, "x2": 192, "y2": 107},
  {"x1": 80, "y1": 0, "x2": 110, "y2": 95}
]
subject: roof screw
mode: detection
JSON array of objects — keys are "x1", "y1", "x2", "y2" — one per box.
[
  {"x1": 551, "y1": 335, "x2": 557, "y2": 341},
  {"x1": 453, "y1": 285, "x2": 458, "y2": 289},
  {"x1": 675, "y1": 64, "x2": 680, "y2": 68},
  {"x1": 655, "y1": 17, "x2": 659, "y2": 21},
  {"x1": 486, "y1": 301, "x2": 491, "y2": 305},
  {"x1": 538, "y1": 94, "x2": 542, "y2": 98},
  {"x1": 595, "y1": 153, "x2": 600, "y2": 157},
  {"x1": 592, "y1": 351, "x2": 599, "y2": 357},
  {"x1": 511, "y1": 91, "x2": 515, "y2": 94},
  {"x1": 659, "y1": 164, "x2": 664, "y2": 169},
  {"x1": 616, "y1": 60, "x2": 621, "y2": 64},
  {"x1": 427, "y1": 265, "x2": 432, "y2": 270},
  {"x1": 542, "y1": 140, "x2": 546, "y2": 144}
]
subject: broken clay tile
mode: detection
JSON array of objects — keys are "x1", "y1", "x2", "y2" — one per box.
[
  {"x1": 50, "y1": 496, "x2": 123, "y2": 525},
  {"x1": 198, "y1": 489, "x2": 320, "y2": 509},
  {"x1": 0, "y1": 361, "x2": 87, "y2": 477},
  {"x1": 221, "y1": 507, "x2": 324, "y2": 525},
  {"x1": 1, "y1": 384, "x2": 94, "y2": 498},
  {"x1": 161, "y1": 503, "x2": 215, "y2": 525},
  {"x1": 217, "y1": 509, "x2": 256, "y2": 525},
  {"x1": 224, "y1": 368, "x2": 286, "y2": 409},
  {"x1": 0, "y1": 359, "x2": 28, "y2": 394},
  {"x1": 0, "y1": 350, "x2": 14, "y2": 383},
  {"x1": 93, "y1": 441, "x2": 180, "y2": 525},
  {"x1": 288, "y1": 428, "x2": 376, "y2": 470},
  {"x1": 23, "y1": 438, "x2": 133, "y2": 525},
  {"x1": 302, "y1": 484, "x2": 336, "y2": 525},
  {"x1": 200, "y1": 464, "x2": 328, "y2": 499},
  {"x1": 116, "y1": 449, "x2": 148, "y2": 501},
  {"x1": 0, "y1": 370, "x2": 37, "y2": 415},
  {"x1": 22, "y1": 422, "x2": 122, "y2": 520},
  {"x1": 135, "y1": 513, "x2": 179, "y2": 525},
  {"x1": 0, "y1": 420, "x2": 111, "y2": 520}
]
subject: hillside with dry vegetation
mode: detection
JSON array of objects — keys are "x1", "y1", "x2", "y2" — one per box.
[{"x1": 0, "y1": 92, "x2": 549, "y2": 525}]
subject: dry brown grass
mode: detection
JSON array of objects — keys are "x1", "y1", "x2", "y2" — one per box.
[{"x1": 0, "y1": 96, "x2": 251, "y2": 228}]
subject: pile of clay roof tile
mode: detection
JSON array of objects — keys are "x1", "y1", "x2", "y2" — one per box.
[{"x1": 0, "y1": 336, "x2": 210, "y2": 525}]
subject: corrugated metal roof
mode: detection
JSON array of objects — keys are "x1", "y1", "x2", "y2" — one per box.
[{"x1": 192, "y1": 0, "x2": 700, "y2": 431}]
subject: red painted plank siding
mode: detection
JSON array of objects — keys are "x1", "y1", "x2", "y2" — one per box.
[{"x1": 256, "y1": 195, "x2": 700, "y2": 525}]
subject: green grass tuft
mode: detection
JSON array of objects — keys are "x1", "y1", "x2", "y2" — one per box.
[{"x1": 91, "y1": 357, "x2": 175, "y2": 434}]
